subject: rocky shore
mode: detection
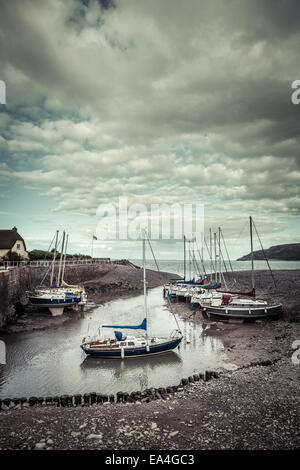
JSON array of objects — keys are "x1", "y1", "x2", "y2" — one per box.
[
  {"x1": 0, "y1": 322, "x2": 299, "y2": 450},
  {"x1": 0, "y1": 269, "x2": 299, "y2": 450}
]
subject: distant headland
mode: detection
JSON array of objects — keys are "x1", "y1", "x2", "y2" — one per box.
[{"x1": 237, "y1": 243, "x2": 300, "y2": 261}]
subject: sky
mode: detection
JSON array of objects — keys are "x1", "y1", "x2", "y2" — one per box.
[{"x1": 0, "y1": 0, "x2": 299, "y2": 260}]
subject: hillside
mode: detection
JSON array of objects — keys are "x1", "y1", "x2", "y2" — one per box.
[{"x1": 237, "y1": 243, "x2": 300, "y2": 261}]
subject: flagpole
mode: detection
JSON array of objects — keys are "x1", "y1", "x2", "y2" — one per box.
[{"x1": 91, "y1": 236, "x2": 94, "y2": 259}]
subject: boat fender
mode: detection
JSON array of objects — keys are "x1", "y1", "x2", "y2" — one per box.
[
  {"x1": 146, "y1": 344, "x2": 150, "y2": 352},
  {"x1": 121, "y1": 347, "x2": 124, "y2": 359},
  {"x1": 82, "y1": 336, "x2": 85, "y2": 344}
]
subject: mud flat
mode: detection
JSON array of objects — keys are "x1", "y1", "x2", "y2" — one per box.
[
  {"x1": 0, "y1": 341, "x2": 299, "y2": 450},
  {"x1": 0, "y1": 269, "x2": 299, "y2": 450}
]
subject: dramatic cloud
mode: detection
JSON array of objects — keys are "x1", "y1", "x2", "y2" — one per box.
[{"x1": 0, "y1": 0, "x2": 299, "y2": 258}]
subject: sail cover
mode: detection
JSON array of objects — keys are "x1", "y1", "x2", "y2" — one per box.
[{"x1": 102, "y1": 318, "x2": 147, "y2": 330}]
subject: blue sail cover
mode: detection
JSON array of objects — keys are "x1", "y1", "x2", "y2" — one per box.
[
  {"x1": 114, "y1": 331, "x2": 124, "y2": 341},
  {"x1": 102, "y1": 318, "x2": 147, "y2": 330}
]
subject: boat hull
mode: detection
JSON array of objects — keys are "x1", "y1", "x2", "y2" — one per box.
[
  {"x1": 81, "y1": 337, "x2": 182, "y2": 358},
  {"x1": 202, "y1": 304, "x2": 282, "y2": 320},
  {"x1": 29, "y1": 297, "x2": 79, "y2": 307}
]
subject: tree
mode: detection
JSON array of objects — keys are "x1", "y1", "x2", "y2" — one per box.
[{"x1": 6, "y1": 250, "x2": 22, "y2": 261}]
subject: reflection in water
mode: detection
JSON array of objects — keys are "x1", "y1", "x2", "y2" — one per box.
[
  {"x1": 81, "y1": 351, "x2": 182, "y2": 392},
  {"x1": 0, "y1": 287, "x2": 235, "y2": 397}
]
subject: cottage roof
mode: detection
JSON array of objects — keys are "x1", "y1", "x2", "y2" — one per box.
[{"x1": 0, "y1": 227, "x2": 27, "y2": 251}]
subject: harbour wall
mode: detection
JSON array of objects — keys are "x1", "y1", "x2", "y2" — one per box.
[
  {"x1": 0, "y1": 260, "x2": 177, "y2": 329},
  {"x1": 0, "y1": 263, "x2": 122, "y2": 329}
]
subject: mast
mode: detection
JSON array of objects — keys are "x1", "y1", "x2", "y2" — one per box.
[
  {"x1": 218, "y1": 227, "x2": 221, "y2": 283},
  {"x1": 61, "y1": 233, "x2": 68, "y2": 283},
  {"x1": 50, "y1": 230, "x2": 59, "y2": 287},
  {"x1": 56, "y1": 231, "x2": 65, "y2": 287},
  {"x1": 201, "y1": 232, "x2": 204, "y2": 277},
  {"x1": 143, "y1": 230, "x2": 148, "y2": 339},
  {"x1": 183, "y1": 235, "x2": 186, "y2": 280},
  {"x1": 250, "y1": 216, "x2": 255, "y2": 290},
  {"x1": 214, "y1": 232, "x2": 217, "y2": 282},
  {"x1": 189, "y1": 240, "x2": 191, "y2": 280},
  {"x1": 209, "y1": 228, "x2": 212, "y2": 281}
]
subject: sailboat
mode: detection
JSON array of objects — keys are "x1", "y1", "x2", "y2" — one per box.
[
  {"x1": 165, "y1": 235, "x2": 211, "y2": 300},
  {"x1": 80, "y1": 231, "x2": 183, "y2": 359},
  {"x1": 28, "y1": 231, "x2": 87, "y2": 316},
  {"x1": 199, "y1": 217, "x2": 282, "y2": 320}
]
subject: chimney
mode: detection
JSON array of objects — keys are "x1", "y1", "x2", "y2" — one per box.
[{"x1": 12, "y1": 227, "x2": 17, "y2": 232}]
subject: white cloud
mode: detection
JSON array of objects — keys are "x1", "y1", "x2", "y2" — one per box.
[{"x1": 0, "y1": 0, "x2": 299, "y2": 256}]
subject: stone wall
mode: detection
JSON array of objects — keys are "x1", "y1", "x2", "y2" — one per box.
[{"x1": 0, "y1": 264, "x2": 105, "y2": 329}]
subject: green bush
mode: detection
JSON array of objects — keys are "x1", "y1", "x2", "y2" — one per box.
[
  {"x1": 28, "y1": 250, "x2": 92, "y2": 260},
  {"x1": 6, "y1": 250, "x2": 23, "y2": 261}
]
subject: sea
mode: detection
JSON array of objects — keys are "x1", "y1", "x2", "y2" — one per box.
[{"x1": 129, "y1": 259, "x2": 300, "y2": 278}]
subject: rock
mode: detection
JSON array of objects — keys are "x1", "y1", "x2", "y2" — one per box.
[
  {"x1": 35, "y1": 442, "x2": 47, "y2": 450},
  {"x1": 87, "y1": 433, "x2": 103, "y2": 441}
]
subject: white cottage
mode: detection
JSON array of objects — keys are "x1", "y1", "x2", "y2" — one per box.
[{"x1": 0, "y1": 226, "x2": 29, "y2": 260}]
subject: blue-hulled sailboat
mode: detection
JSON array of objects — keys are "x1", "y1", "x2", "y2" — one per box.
[
  {"x1": 80, "y1": 231, "x2": 182, "y2": 359},
  {"x1": 28, "y1": 231, "x2": 87, "y2": 316}
]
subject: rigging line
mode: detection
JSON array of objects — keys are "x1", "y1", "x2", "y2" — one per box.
[
  {"x1": 252, "y1": 219, "x2": 277, "y2": 288},
  {"x1": 145, "y1": 233, "x2": 182, "y2": 333},
  {"x1": 204, "y1": 235, "x2": 216, "y2": 274},
  {"x1": 192, "y1": 251, "x2": 201, "y2": 279},
  {"x1": 31, "y1": 232, "x2": 56, "y2": 290},
  {"x1": 195, "y1": 239, "x2": 207, "y2": 278},
  {"x1": 220, "y1": 228, "x2": 234, "y2": 274},
  {"x1": 220, "y1": 227, "x2": 237, "y2": 286},
  {"x1": 39, "y1": 261, "x2": 53, "y2": 287},
  {"x1": 229, "y1": 219, "x2": 248, "y2": 260},
  {"x1": 215, "y1": 232, "x2": 228, "y2": 274},
  {"x1": 37, "y1": 232, "x2": 64, "y2": 287}
]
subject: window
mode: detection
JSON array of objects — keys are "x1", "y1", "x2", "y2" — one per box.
[
  {"x1": 16, "y1": 243, "x2": 20, "y2": 250},
  {"x1": 127, "y1": 342, "x2": 135, "y2": 346},
  {"x1": 120, "y1": 342, "x2": 126, "y2": 346}
]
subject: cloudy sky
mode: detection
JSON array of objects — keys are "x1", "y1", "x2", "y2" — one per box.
[{"x1": 0, "y1": 0, "x2": 299, "y2": 260}]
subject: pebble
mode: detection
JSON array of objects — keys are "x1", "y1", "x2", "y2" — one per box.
[
  {"x1": 35, "y1": 442, "x2": 46, "y2": 450},
  {"x1": 87, "y1": 433, "x2": 103, "y2": 441}
]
